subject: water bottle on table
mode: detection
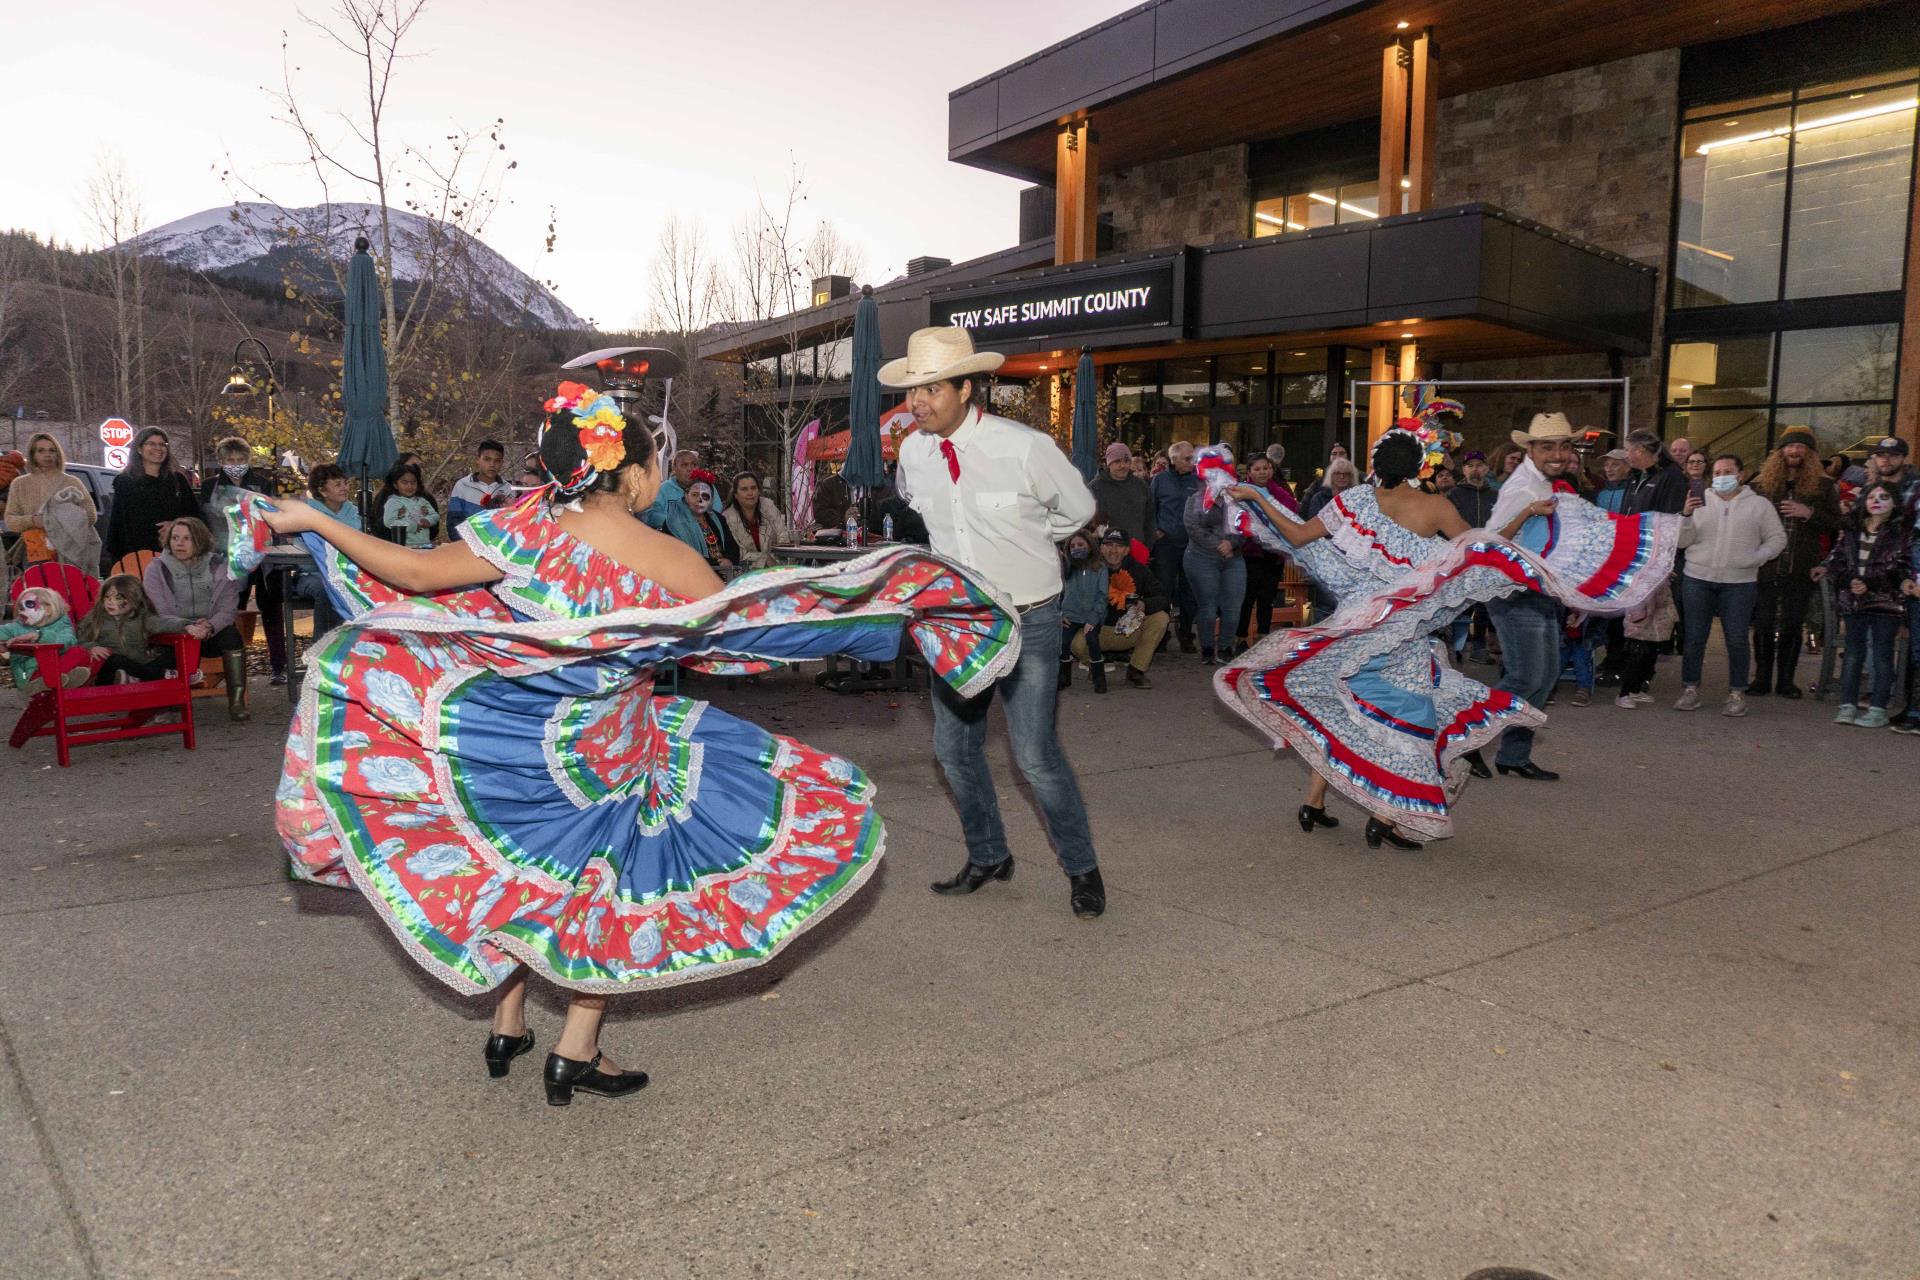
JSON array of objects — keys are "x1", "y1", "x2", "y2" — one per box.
[{"x1": 844, "y1": 508, "x2": 860, "y2": 548}]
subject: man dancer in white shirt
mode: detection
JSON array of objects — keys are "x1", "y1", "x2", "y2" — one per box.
[{"x1": 884, "y1": 327, "x2": 1106, "y2": 918}]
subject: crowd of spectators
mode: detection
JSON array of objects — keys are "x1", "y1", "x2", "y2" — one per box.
[{"x1": 1059, "y1": 426, "x2": 1919, "y2": 736}]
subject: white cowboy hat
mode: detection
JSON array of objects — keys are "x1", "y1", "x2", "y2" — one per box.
[
  {"x1": 877, "y1": 326, "x2": 1005, "y2": 389},
  {"x1": 1511, "y1": 411, "x2": 1576, "y2": 448}
]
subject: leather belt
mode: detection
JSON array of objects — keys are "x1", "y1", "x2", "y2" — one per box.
[{"x1": 1015, "y1": 594, "x2": 1060, "y2": 615}]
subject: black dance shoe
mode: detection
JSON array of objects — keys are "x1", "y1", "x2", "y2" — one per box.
[
  {"x1": 1068, "y1": 867, "x2": 1106, "y2": 918},
  {"x1": 1464, "y1": 749, "x2": 1492, "y2": 779},
  {"x1": 543, "y1": 1051, "x2": 649, "y2": 1106},
  {"x1": 1364, "y1": 817, "x2": 1423, "y2": 851},
  {"x1": 483, "y1": 1029, "x2": 534, "y2": 1079},
  {"x1": 1297, "y1": 804, "x2": 1339, "y2": 833},
  {"x1": 1495, "y1": 762, "x2": 1560, "y2": 781},
  {"x1": 931, "y1": 857, "x2": 1014, "y2": 896}
]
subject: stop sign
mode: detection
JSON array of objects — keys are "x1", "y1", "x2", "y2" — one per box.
[{"x1": 98, "y1": 418, "x2": 135, "y2": 448}]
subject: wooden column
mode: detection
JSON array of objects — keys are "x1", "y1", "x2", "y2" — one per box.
[
  {"x1": 1054, "y1": 121, "x2": 1100, "y2": 265},
  {"x1": 1378, "y1": 43, "x2": 1409, "y2": 219},
  {"x1": 1897, "y1": 176, "x2": 1920, "y2": 449},
  {"x1": 1398, "y1": 343, "x2": 1421, "y2": 413},
  {"x1": 1406, "y1": 31, "x2": 1438, "y2": 214},
  {"x1": 1367, "y1": 346, "x2": 1395, "y2": 446}
]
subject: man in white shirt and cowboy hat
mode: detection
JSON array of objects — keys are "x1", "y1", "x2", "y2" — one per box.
[
  {"x1": 885, "y1": 326, "x2": 1106, "y2": 918},
  {"x1": 1485, "y1": 411, "x2": 1577, "y2": 781}
]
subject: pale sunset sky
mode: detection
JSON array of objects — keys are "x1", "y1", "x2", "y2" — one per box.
[{"x1": 0, "y1": 0, "x2": 1125, "y2": 327}]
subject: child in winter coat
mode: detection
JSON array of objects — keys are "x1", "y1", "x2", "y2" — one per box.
[
  {"x1": 0, "y1": 587, "x2": 89, "y2": 695},
  {"x1": 77, "y1": 574, "x2": 191, "y2": 685},
  {"x1": 1059, "y1": 529, "x2": 1110, "y2": 693},
  {"x1": 1817, "y1": 480, "x2": 1915, "y2": 728}
]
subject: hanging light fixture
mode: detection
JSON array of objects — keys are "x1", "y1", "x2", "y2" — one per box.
[{"x1": 221, "y1": 366, "x2": 255, "y2": 396}]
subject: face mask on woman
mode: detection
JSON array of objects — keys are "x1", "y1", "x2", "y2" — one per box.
[
  {"x1": 1711, "y1": 474, "x2": 1739, "y2": 494},
  {"x1": 222, "y1": 463, "x2": 249, "y2": 482},
  {"x1": 1068, "y1": 545, "x2": 1090, "y2": 562}
]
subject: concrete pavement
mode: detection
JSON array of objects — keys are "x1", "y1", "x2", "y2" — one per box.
[{"x1": 1, "y1": 648, "x2": 1914, "y2": 1278}]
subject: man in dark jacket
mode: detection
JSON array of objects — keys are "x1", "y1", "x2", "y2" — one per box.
[
  {"x1": 1088, "y1": 442, "x2": 1154, "y2": 546},
  {"x1": 1069, "y1": 529, "x2": 1171, "y2": 688},
  {"x1": 1148, "y1": 441, "x2": 1200, "y2": 650},
  {"x1": 1746, "y1": 425, "x2": 1840, "y2": 698},
  {"x1": 1447, "y1": 450, "x2": 1499, "y2": 529},
  {"x1": 1621, "y1": 431, "x2": 1688, "y2": 516}
]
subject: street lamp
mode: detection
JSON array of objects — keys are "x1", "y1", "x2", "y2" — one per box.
[{"x1": 221, "y1": 336, "x2": 277, "y2": 426}]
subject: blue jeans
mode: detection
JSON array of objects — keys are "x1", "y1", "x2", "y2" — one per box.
[
  {"x1": 1181, "y1": 547, "x2": 1246, "y2": 654},
  {"x1": 1680, "y1": 576, "x2": 1757, "y2": 689},
  {"x1": 930, "y1": 601, "x2": 1097, "y2": 876},
  {"x1": 1839, "y1": 612, "x2": 1901, "y2": 708},
  {"x1": 1490, "y1": 593, "x2": 1560, "y2": 766},
  {"x1": 1562, "y1": 620, "x2": 1597, "y2": 692}
]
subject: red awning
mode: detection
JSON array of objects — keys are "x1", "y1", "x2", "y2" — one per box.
[{"x1": 808, "y1": 404, "x2": 917, "y2": 463}]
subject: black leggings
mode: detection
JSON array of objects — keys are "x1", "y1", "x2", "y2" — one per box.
[
  {"x1": 1238, "y1": 557, "x2": 1281, "y2": 639},
  {"x1": 195, "y1": 624, "x2": 245, "y2": 656},
  {"x1": 1619, "y1": 638, "x2": 1661, "y2": 696},
  {"x1": 94, "y1": 654, "x2": 172, "y2": 684}
]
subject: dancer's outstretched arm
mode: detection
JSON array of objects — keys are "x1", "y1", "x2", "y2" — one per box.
[
  {"x1": 1228, "y1": 484, "x2": 1327, "y2": 547},
  {"x1": 261, "y1": 501, "x2": 503, "y2": 593},
  {"x1": 1499, "y1": 498, "x2": 1558, "y2": 541}
]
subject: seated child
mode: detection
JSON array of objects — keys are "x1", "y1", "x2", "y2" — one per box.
[
  {"x1": 0, "y1": 587, "x2": 90, "y2": 694},
  {"x1": 78, "y1": 574, "x2": 192, "y2": 685}
]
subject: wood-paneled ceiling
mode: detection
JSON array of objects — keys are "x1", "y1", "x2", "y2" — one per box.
[{"x1": 957, "y1": 0, "x2": 1900, "y2": 182}]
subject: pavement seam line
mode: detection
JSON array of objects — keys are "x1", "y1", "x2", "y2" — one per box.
[
  {"x1": 427, "y1": 971, "x2": 1427, "y2": 1279},
  {"x1": 0, "y1": 877, "x2": 291, "y2": 919},
  {"x1": 1411, "y1": 816, "x2": 1917, "y2": 986},
  {"x1": 0, "y1": 1008, "x2": 104, "y2": 1280}
]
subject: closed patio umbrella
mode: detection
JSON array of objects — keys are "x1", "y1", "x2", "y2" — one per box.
[
  {"x1": 337, "y1": 235, "x2": 398, "y2": 526},
  {"x1": 1071, "y1": 350, "x2": 1099, "y2": 481},
  {"x1": 841, "y1": 286, "x2": 886, "y2": 494}
]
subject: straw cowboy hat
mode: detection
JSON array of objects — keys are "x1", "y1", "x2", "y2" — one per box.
[
  {"x1": 877, "y1": 326, "x2": 1005, "y2": 389},
  {"x1": 1510, "y1": 411, "x2": 1576, "y2": 448}
]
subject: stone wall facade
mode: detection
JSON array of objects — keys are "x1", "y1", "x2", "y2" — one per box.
[
  {"x1": 1100, "y1": 144, "x2": 1250, "y2": 253},
  {"x1": 1431, "y1": 49, "x2": 1681, "y2": 439}
]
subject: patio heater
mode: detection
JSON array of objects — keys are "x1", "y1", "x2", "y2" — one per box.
[{"x1": 561, "y1": 346, "x2": 687, "y2": 457}]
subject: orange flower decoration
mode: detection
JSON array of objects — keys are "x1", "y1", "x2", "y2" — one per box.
[
  {"x1": 1107, "y1": 569, "x2": 1136, "y2": 611},
  {"x1": 544, "y1": 381, "x2": 595, "y2": 415},
  {"x1": 573, "y1": 398, "x2": 627, "y2": 472}
]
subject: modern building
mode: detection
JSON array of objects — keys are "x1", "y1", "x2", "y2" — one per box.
[{"x1": 702, "y1": 0, "x2": 1919, "y2": 480}]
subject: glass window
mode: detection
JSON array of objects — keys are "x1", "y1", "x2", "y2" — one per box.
[
  {"x1": 1663, "y1": 407, "x2": 1771, "y2": 467},
  {"x1": 745, "y1": 356, "x2": 777, "y2": 390},
  {"x1": 816, "y1": 337, "x2": 852, "y2": 383},
  {"x1": 1674, "y1": 74, "x2": 1917, "y2": 309},
  {"x1": 1775, "y1": 324, "x2": 1898, "y2": 403},
  {"x1": 1112, "y1": 363, "x2": 1159, "y2": 415},
  {"x1": 1252, "y1": 183, "x2": 1380, "y2": 236},
  {"x1": 1674, "y1": 108, "x2": 1790, "y2": 307},
  {"x1": 1664, "y1": 335, "x2": 1772, "y2": 406},
  {"x1": 1214, "y1": 353, "x2": 1270, "y2": 407},
  {"x1": 1783, "y1": 85, "x2": 1916, "y2": 298},
  {"x1": 1774, "y1": 404, "x2": 1892, "y2": 457},
  {"x1": 1161, "y1": 358, "x2": 1211, "y2": 411}
]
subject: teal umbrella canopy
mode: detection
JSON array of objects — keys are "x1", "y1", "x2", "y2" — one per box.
[
  {"x1": 841, "y1": 287, "x2": 887, "y2": 491},
  {"x1": 1071, "y1": 350, "x2": 1099, "y2": 481},
  {"x1": 337, "y1": 237, "x2": 398, "y2": 506}
]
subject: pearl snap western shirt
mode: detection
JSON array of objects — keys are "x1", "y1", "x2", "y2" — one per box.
[{"x1": 897, "y1": 408, "x2": 1096, "y2": 607}]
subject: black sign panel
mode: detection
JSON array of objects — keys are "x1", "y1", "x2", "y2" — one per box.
[{"x1": 930, "y1": 259, "x2": 1180, "y2": 344}]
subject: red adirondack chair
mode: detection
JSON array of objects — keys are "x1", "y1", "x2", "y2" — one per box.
[{"x1": 7, "y1": 562, "x2": 198, "y2": 766}]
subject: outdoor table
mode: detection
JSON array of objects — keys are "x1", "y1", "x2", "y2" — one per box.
[
  {"x1": 773, "y1": 542, "x2": 919, "y2": 693},
  {"x1": 261, "y1": 544, "x2": 314, "y2": 700}
]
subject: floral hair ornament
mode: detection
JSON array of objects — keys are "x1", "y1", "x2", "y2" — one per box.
[{"x1": 572, "y1": 395, "x2": 628, "y2": 473}]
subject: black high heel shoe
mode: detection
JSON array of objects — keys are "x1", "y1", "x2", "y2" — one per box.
[
  {"x1": 1297, "y1": 804, "x2": 1339, "y2": 832},
  {"x1": 1464, "y1": 749, "x2": 1492, "y2": 779},
  {"x1": 483, "y1": 1029, "x2": 534, "y2": 1078},
  {"x1": 1364, "y1": 817, "x2": 1423, "y2": 851},
  {"x1": 543, "y1": 1051, "x2": 649, "y2": 1106}
]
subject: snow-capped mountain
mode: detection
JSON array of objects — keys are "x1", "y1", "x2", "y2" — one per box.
[{"x1": 124, "y1": 202, "x2": 584, "y2": 330}]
